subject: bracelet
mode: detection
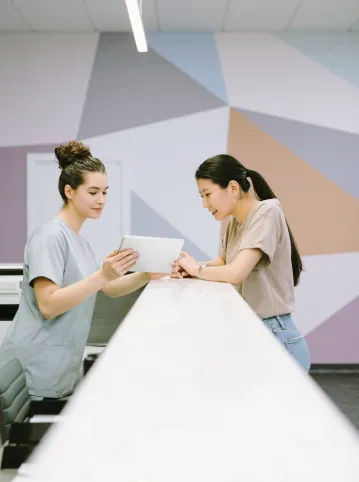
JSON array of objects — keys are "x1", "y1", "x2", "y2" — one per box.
[{"x1": 198, "y1": 264, "x2": 208, "y2": 279}]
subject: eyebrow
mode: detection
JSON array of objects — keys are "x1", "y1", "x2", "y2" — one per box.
[
  {"x1": 202, "y1": 188, "x2": 209, "y2": 193},
  {"x1": 88, "y1": 186, "x2": 109, "y2": 190}
]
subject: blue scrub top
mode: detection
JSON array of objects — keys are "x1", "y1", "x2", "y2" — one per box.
[{"x1": 0, "y1": 217, "x2": 98, "y2": 398}]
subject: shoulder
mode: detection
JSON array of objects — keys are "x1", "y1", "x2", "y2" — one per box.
[
  {"x1": 256, "y1": 199, "x2": 283, "y2": 222},
  {"x1": 27, "y1": 219, "x2": 69, "y2": 249}
]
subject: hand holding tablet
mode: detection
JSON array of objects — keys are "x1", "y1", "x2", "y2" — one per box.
[{"x1": 119, "y1": 235, "x2": 184, "y2": 274}]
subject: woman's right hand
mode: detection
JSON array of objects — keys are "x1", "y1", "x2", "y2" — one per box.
[
  {"x1": 171, "y1": 261, "x2": 189, "y2": 278},
  {"x1": 100, "y1": 249, "x2": 139, "y2": 282}
]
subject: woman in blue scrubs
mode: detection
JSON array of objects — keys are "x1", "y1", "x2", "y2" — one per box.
[{"x1": 0, "y1": 140, "x2": 165, "y2": 399}]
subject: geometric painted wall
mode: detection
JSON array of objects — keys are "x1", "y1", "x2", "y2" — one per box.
[{"x1": 0, "y1": 31, "x2": 359, "y2": 363}]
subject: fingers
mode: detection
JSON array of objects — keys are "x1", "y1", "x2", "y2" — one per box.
[
  {"x1": 117, "y1": 252, "x2": 138, "y2": 268},
  {"x1": 114, "y1": 249, "x2": 137, "y2": 262},
  {"x1": 116, "y1": 255, "x2": 138, "y2": 276},
  {"x1": 175, "y1": 251, "x2": 190, "y2": 266},
  {"x1": 172, "y1": 263, "x2": 190, "y2": 278},
  {"x1": 106, "y1": 249, "x2": 138, "y2": 267},
  {"x1": 105, "y1": 248, "x2": 191, "y2": 281},
  {"x1": 106, "y1": 249, "x2": 120, "y2": 259},
  {"x1": 172, "y1": 263, "x2": 187, "y2": 275},
  {"x1": 119, "y1": 248, "x2": 135, "y2": 255},
  {"x1": 104, "y1": 249, "x2": 138, "y2": 276}
]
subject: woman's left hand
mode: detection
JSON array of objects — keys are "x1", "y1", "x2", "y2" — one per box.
[{"x1": 175, "y1": 252, "x2": 200, "y2": 277}]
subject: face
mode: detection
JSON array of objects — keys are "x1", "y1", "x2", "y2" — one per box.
[
  {"x1": 197, "y1": 178, "x2": 239, "y2": 221},
  {"x1": 64, "y1": 171, "x2": 108, "y2": 219}
]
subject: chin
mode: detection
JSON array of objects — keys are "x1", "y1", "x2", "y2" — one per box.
[
  {"x1": 88, "y1": 210, "x2": 103, "y2": 219},
  {"x1": 214, "y1": 213, "x2": 226, "y2": 221}
]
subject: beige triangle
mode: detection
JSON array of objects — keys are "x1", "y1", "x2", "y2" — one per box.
[{"x1": 223, "y1": 108, "x2": 359, "y2": 256}]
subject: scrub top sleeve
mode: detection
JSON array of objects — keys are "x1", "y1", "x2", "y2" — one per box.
[{"x1": 27, "y1": 229, "x2": 68, "y2": 288}]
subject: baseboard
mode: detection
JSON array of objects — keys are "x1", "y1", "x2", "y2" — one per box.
[{"x1": 310, "y1": 363, "x2": 359, "y2": 374}]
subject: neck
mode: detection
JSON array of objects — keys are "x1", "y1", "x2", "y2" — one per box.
[
  {"x1": 232, "y1": 194, "x2": 260, "y2": 224},
  {"x1": 57, "y1": 205, "x2": 86, "y2": 234}
]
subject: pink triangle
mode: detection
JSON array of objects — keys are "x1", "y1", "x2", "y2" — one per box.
[{"x1": 306, "y1": 296, "x2": 359, "y2": 363}]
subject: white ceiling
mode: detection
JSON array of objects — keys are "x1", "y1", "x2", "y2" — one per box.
[{"x1": 0, "y1": 0, "x2": 358, "y2": 33}]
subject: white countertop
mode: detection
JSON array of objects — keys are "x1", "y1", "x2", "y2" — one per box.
[{"x1": 13, "y1": 278, "x2": 359, "y2": 482}]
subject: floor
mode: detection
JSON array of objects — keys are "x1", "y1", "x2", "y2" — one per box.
[{"x1": 311, "y1": 370, "x2": 359, "y2": 431}]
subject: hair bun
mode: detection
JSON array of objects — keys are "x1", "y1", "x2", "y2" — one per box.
[{"x1": 55, "y1": 140, "x2": 92, "y2": 169}]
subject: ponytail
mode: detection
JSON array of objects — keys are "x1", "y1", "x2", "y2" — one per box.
[{"x1": 247, "y1": 169, "x2": 303, "y2": 286}]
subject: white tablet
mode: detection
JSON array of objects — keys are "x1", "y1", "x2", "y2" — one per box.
[{"x1": 119, "y1": 235, "x2": 184, "y2": 273}]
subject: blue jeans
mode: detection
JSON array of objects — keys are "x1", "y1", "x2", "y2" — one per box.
[{"x1": 262, "y1": 313, "x2": 311, "y2": 372}]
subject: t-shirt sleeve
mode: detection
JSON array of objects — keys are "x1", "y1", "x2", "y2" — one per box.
[
  {"x1": 27, "y1": 228, "x2": 68, "y2": 287},
  {"x1": 239, "y1": 213, "x2": 279, "y2": 267}
]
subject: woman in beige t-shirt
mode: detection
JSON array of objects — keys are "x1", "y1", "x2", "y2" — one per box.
[{"x1": 176, "y1": 154, "x2": 310, "y2": 372}]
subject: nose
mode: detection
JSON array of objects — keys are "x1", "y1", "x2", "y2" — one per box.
[
  {"x1": 98, "y1": 193, "x2": 106, "y2": 205},
  {"x1": 202, "y1": 197, "x2": 209, "y2": 209}
]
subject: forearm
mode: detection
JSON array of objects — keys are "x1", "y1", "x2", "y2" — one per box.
[
  {"x1": 102, "y1": 272, "x2": 150, "y2": 298},
  {"x1": 197, "y1": 264, "x2": 242, "y2": 285},
  {"x1": 42, "y1": 271, "x2": 108, "y2": 319},
  {"x1": 186, "y1": 257, "x2": 225, "y2": 278},
  {"x1": 201, "y1": 256, "x2": 226, "y2": 267}
]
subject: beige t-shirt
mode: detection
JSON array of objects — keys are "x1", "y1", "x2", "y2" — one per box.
[{"x1": 221, "y1": 198, "x2": 295, "y2": 319}]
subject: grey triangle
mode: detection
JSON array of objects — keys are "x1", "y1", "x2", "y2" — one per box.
[
  {"x1": 78, "y1": 33, "x2": 225, "y2": 139},
  {"x1": 131, "y1": 192, "x2": 209, "y2": 261}
]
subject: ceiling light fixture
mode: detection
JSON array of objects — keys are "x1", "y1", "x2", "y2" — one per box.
[{"x1": 125, "y1": 0, "x2": 148, "y2": 52}]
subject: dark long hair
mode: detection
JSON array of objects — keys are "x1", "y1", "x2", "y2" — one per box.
[{"x1": 195, "y1": 154, "x2": 303, "y2": 286}]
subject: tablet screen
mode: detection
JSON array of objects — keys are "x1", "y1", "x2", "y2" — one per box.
[{"x1": 119, "y1": 235, "x2": 184, "y2": 273}]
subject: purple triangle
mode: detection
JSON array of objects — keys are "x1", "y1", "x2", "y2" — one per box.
[
  {"x1": 306, "y1": 296, "x2": 359, "y2": 363},
  {"x1": 0, "y1": 143, "x2": 58, "y2": 262}
]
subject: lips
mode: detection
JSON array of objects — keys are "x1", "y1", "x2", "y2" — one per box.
[{"x1": 211, "y1": 210, "x2": 217, "y2": 216}]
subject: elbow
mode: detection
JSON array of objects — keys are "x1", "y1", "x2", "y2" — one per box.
[
  {"x1": 40, "y1": 308, "x2": 52, "y2": 320},
  {"x1": 229, "y1": 277, "x2": 244, "y2": 286},
  {"x1": 38, "y1": 303, "x2": 54, "y2": 320},
  {"x1": 228, "y1": 270, "x2": 248, "y2": 286},
  {"x1": 100, "y1": 287, "x2": 116, "y2": 298},
  {"x1": 106, "y1": 292, "x2": 117, "y2": 298}
]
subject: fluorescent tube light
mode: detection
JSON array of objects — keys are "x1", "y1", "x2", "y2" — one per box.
[{"x1": 125, "y1": 0, "x2": 148, "y2": 52}]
